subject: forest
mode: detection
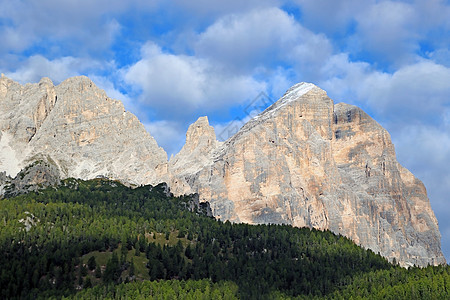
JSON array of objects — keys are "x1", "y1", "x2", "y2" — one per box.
[{"x1": 0, "y1": 178, "x2": 449, "y2": 299}]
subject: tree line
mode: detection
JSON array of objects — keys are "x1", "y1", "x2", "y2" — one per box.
[{"x1": 0, "y1": 178, "x2": 448, "y2": 299}]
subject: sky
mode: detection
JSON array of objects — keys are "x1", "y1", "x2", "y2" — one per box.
[{"x1": 1, "y1": 0, "x2": 449, "y2": 261}]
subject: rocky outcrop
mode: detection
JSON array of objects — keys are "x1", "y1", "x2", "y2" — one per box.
[
  {"x1": 169, "y1": 116, "x2": 222, "y2": 196},
  {"x1": 170, "y1": 83, "x2": 445, "y2": 267},
  {"x1": 3, "y1": 160, "x2": 61, "y2": 197},
  {"x1": 0, "y1": 75, "x2": 168, "y2": 186}
]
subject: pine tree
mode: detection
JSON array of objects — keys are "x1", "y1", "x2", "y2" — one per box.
[
  {"x1": 83, "y1": 277, "x2": 92, "y2": 288},
  {"x1": 135, "y1": 241, "x2": 140, "y2": 256},
  {"x1": 130, "y1": 258, "x2": 135, "y2": 277},
  {"x1": 87, "y1": 256, "x2": 96, "y2": 271},
  {"x1": 95, "y1": 264, "x2": 102, "y2": 278}
]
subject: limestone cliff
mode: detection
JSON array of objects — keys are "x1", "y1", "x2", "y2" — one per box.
[
  {"x1": 0, "y1": 75, "x2": 445, "y2": 267},
  {"x1": 0, "y1": 75, "x2": 168, "y2": 185},
  {"x1": 169, "y1": 116, "x2": 222, "y2": 195},
  {"x1": 170, "y1": 83, "x2": 445, "y2": 267}
]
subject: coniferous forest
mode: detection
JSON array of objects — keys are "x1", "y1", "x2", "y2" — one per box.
[{"x1": 0, "y1": 178, "x2": 449, "y2": 299}]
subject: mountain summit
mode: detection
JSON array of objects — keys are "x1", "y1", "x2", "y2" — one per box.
[
  {"x1": 0, "y1": 75, "x2": 168, "y2": 185},
  {"x1": 0, "y1": 76, "x2": 445, "y2": 267},
  {"x1": 169, "y1": 83, "x2": 445, "y2": 267}
]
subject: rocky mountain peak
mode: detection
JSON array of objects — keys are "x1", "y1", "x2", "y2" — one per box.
[
  {"x1": 184, "y1": 116, "x2": 217, "y2": 151},
  {"x1": 0, "y1": 75, "x2": 168, "y2": 185},
  {"x1": 169, "y1": 116, "x2": 221, "y2": 195},
  {"x1": 169, "y1": 82, "x2": 445, "y2": 267},
  {"x1": 264, "y1": 82, "x2": 318, "y2": 113},
  {"x1": 0, "y1": 76, "x2": 445, "y2": 267},
  {"x1": 38, "y1": 77, "x2": 53, "y2": 85}
]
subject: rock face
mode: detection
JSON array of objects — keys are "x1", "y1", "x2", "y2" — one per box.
[
  {"x1": 0, "y1": 75, "x2": 445, "y2": 267},
  {"x1": 0, "y1": 75, "x2": 168, "y2": 185},
  {"x1": 3, "y1": 160, "x2": 61, "y2": 197},
  {"x1": 169, "y1": 83, "x2": 445, "y2": 267},
  {"x1": 169, "y1": 116, "x2": 222, "y2": 196}
]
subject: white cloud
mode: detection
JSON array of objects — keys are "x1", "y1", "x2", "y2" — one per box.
[
  {"x1": 195, "y1": 7, "x2": 332, "y2": 77},
  {"x1": 356, "y1": 60, "x2": 450, "y2": 121},
  {"x1": 354, "y1": 1, "x2": 418, "y2": 64},
  {"x1": 318, "y1": 57, "x2": 450, "y2": 123},
  {"x1": 144, "y1": 120, "x2": 187, "y2": 157},
  {"x1": 195, "y1": 7, "x2": 300, "y2": 70},
  {"x1": 295, "y1": 0, "x2": 373, "y2": 34},
  {"x1": 392, "y1": 124, "x2": 450, "y2": 257},
  {"x1": 124, "y1": 42, "x2": 266, "y2": 120},
  {"x1": 0, "y1": 0, "x2": 156, "y2": 55},
  {"x1": 6, "y1": 55, "x2": 103, "y2": 84},
  {"x1": 428, "y1": 48, "x2": 450, "y2": 67},
  {"x1": 170, "y1": 0, "x2": 280, "y2": 21},
  {"x1": 295, "y1": 0, "x2": 450, "y2": 66}
]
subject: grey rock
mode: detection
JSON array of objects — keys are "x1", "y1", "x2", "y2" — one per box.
[
  {"x1": 170, "y1": 83, "x2": 446, "y2": 267},
  {"x1": 0, "y1": 75, "x2": 445, "y2": 267},
  {"x1": 3, "y1": 160, "x2": 60, "y2": 197},
  {"x1": 0, "y1": 75, "x2": 168, "y2": 186}
]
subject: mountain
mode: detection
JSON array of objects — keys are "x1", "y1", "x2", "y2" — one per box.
[
  {"x1": 0, "y1": 75, "x2": 445, "y2": 267},
  {"x1": 0, "y1": 74, "x2": 168, "y2": 185},
  {"x1": 169, "y1": 83, "x2": 445, "y2": 267},
  {"x1": 4, "y1": 177, "x2": 449, "y2": 299}
]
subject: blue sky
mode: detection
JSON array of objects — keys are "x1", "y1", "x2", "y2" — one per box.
[{"x1": 1, "y1": 0, "x2": 450, "y2": 261}]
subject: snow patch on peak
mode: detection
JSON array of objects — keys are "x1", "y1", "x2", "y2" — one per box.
[
  {"x1": 271, "y1": 82, "x2": 316, "y2": 110},
  {"x1": 253, "y1": 82, "x2": 317, "y2": 121},
  {"x1": 220, "y1": 83, "x2": 319, "y2": 146}
]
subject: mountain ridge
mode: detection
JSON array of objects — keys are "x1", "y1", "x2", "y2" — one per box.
[{"x1": 0, "y1": 75, "x2": 445, "y2": 267}]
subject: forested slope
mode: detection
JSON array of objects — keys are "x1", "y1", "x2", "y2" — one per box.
[{"x1": 0, "y1": 178, "x2": 448, "y2": 299}]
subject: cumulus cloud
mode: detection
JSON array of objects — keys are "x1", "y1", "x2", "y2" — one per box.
[
  {"x1": 354, "y1": 1, "x2": 419, "y2": 65},
  {"x1": 170, "y1": 0, "x2": 280, "y2": 22},
  {"x1": 6, "y1": 55, "x2": 103, "y2": 84},
  {"x1": 195, "y1": 7, "x2": 332, "y2": 77},
  {"x1": 124, "y1": 42, "x2": 266, "y2": 120},
  {"x1": 356, "y1": 60, "x2": 450, "y2": 124},
  {"x1": 0, "y1": 0, "x2": 157, "y2": 56},
  {"x1": 296, "y1": 0, "x2": 450, "y2": 66},
  {"x1": 295, "y1": 0, "x2": 372, "y2": 35}
]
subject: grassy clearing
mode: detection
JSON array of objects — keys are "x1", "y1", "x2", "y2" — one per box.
[
  {"x1": 81, "y1": 246, "x2": 150, "y2": 280},
  {"x1": 79, "y1": 231, "x2": 195, "y2": 283},
  {"x1": 81, "y1": 250, "x2": 113, "y2": 267},
  {"x1": 150, "y1": 231, "x2": 194, "y2": 247},
  {"x1": 126, "y1": 251, "x2": 150, "y2": 280}
]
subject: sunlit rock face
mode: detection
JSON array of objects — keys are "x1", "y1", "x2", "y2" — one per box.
[
  {"x1": 0, "y1": 75, "x2": 445, "y2": 267},
  {"x1": 0, "y1": 75, "x2": 168, "y2": 185},
  {"x1": 170, "y1": 83, "x2": 445, "y2": 267}
]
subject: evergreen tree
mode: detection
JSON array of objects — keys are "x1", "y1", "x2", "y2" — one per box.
[
  {"x1": 134, "y1": 241, "x2": 140, "y2": 256},
  {"x1": 87, "y1": 256, "x2": 96, "y2": 271},
  {"x1": 95, "y1": 264, "x2": 102, "y2": 279},
  {"x1": 129, "y1": 258, "x2": 135, "y2": 278}
]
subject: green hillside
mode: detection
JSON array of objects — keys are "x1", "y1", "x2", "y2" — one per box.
[{"x1": 0, "y1": 178, "x2": 448, "y2": 299}]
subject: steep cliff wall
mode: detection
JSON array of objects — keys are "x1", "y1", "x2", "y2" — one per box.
[
  {"x1": 0, "y1": 75, "x2": 444, "y2": 267},
  {"x1": 0, "y1": 75, "x2": 168, "y2": 185},
  {"x1": 169, "y1": 83, "x2": 445, "y2": 267}
]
